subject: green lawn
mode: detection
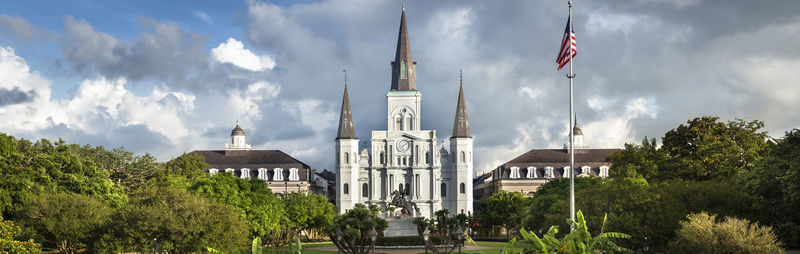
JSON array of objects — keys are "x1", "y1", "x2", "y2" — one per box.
[{"x1": 299, "y1": 240, "x2": 507, "y2": 254}]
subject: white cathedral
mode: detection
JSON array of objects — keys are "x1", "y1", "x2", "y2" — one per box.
[{"x1": 335, "y1": 7, "x2": 473, "y2": 218}]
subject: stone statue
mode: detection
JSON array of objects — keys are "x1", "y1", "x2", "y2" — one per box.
[{"x1": 389, "y1": 190, "x2": 420, "y2": 217}]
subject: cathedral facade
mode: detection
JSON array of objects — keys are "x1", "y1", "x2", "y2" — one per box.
[{"x1": 335, "y1": 7, "x2": 473, "y2": 217}]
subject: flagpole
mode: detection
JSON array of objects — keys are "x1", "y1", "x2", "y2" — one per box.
[{"x1": 567, "y1": 0, "x2": 576, "y2": 226}]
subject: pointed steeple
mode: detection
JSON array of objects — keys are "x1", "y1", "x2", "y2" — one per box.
[
  {"x1": 390, "y1": 5, "x2": 417, "y2": 91},
  {"x1": 337, "y1": 69, "x2": 357, "y2": 139},
  {"x1": 452, "y1": 70, "x2": 471, "y2": 138}
]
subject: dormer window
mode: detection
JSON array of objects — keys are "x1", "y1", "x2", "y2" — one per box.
[
  {"x1": 563, "y1": 166, "x2": 571, "y2": 178},
  {"x1": 288, "y1": 168, "x2": 299, "y2": 181},
  {"x1": 526, "y1": 167, "x2": 537, "y2": 178},
  {"x1": 545, "y1": 167, "x2": 554, "y2": 179},
  {"x1": 209, "y1": 168, "x2": 219, "y2": 176},
  {"x1": 599, "y1": 166, "x2": 610, "y2": 177},
  {"x1": 258, "y1": 168, "x2": 268, "y2": 180},
  {"x1": 510, "y1": 167, "x2": 520, "y2": 179},
  {"x1": 581, "y1": 166, "x2": 591, "y2": 174},
  {"x1": 240, "y1": 168, "x2": 250, "y2": 179},
  {"x1": 273, "y1": 168, "x2": 284, "y2": 181}
]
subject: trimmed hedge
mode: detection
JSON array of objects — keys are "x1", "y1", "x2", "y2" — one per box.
[
  {"x1": 470, "y1": 236, "x2": 508, "y2": 242},
  {"x1": 376, "y1": 236, "x2": 445, "y2": 246}
]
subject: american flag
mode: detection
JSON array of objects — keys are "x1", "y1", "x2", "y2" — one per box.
[{"x1": 556, "y1": 17, "x2": 576, "y2": 70}]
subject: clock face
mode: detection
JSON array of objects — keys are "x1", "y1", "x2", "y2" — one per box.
[{"x1": 397, "y1": 140, "x2": 410, "y2": 152}]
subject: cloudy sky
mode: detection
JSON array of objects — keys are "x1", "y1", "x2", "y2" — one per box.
[{"x1": 0, "y1": 0, "x2": 798, "y2": 174}]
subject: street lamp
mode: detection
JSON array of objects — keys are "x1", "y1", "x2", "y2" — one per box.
[
  {"x1": 151, "y1": 237, "x2": 158, "y2": 254},
  {"x1": 369, "y1": 228, "x2": 378, "y2": 254},
  {"x1": 455, "y1": 227, "x2": 464, "y2": 254},
  {"x1": 422, "y1": 228, "x2": 431, "y2": 254},
  {"x1": 336, "y1": 229, "x2": 343, "y2": 254}
]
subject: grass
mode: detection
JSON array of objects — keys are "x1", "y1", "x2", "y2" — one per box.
[{"x1": 299, "y1": 240, "x2": 507, "y2": 254}]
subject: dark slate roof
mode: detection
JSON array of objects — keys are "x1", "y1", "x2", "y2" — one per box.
[
  {"x1": 315, "y1": 169, "x2": 336, "y2": 182},
  {"x1": 452, "y1": 82, "x2": 471, "y2": 138},
  {"x1": 231, "y1": 124, "x2": 245, "y2": 136},
  {"x1": 336, "y1": 85, "x2": 357, "y2": 139},
  {"x1": 390, "y1": 9, "x2": 417, "y2": 91},
  {"x1": 189, "y1": 150, "x2": 311, "y2": 181},
  {"x1": 503, "y1": 149, "x2": 617, "y2": 166},
  {"x1": 493, "y1": 148, "x2": 619, "y2": 180}
]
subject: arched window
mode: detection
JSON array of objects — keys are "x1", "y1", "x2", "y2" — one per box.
[
  {"x1": 396, "y1": 117, "x2": 402, "y2": 131},
  {"x1": 461, "y1": 151, "x2": 466, "y2": 162},
  {"x1": 441, "y1": 183, "x2": 447, "y2": 197},
  {"x1": 402, "y1": 157, "x2": 407, "y2": 166},
  {"x1": 362, "y1": 183, "x2": 369, "y2": 198},
  {"x1": 398, "y1": 184, "x2": 404, "y2": 193},
  {"x1": 345, "y1": 152, "x2": 349, "y2": 164},
  {"x1": 460, "y1": 183, "x2": 466, "y2": 194},
  {"x1": 343, "y1": 183, "x2": 349, "y2": 195},
  {"x1": 380, "y1": 152, "x2": 385, "y2": 164},
  {"x1": 425, "y1": 151, "x2": 430, "y2": 164}
]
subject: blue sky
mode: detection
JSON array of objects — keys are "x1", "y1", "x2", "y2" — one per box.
[{"x1": 0, "y1": 0, "x2": 798, "y2": 173}]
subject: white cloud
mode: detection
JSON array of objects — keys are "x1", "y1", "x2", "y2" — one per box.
[
  {"x1": 212, "y1": 37, "x2": 276, "y2": 72},
  {"x1": 585, "y1": 11, "x2": 644, "y2": 36},
  {"x1": 192, "y1": 11, "x2": 212, "y2": 24}
]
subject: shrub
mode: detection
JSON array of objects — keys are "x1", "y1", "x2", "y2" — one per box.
[
  {"x1": 375, "y1": 236, "x2": 444, "y2": 246},
  {"x1": 0, "y1": 214, "x2": 40, "y2": 254},
  {"x1": 670, "y1": 212, "x2": 782, "y2": 253}
]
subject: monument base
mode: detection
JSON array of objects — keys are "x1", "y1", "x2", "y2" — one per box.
[{"x1": 383, "y1": 217, "x2": 419, "y2": 237}]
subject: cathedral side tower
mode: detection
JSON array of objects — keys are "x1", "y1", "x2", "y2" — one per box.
[
  {"x1": 448, "y1": 75, "x2": 473, "y2": 215},
  {"x1": 335, "y1": 83, "x2": 359, "y2": 214}
]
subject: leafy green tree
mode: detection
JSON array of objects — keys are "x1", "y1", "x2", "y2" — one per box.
[
  {"x1": 661, "y1": 117, "x2": 767, "y2": 180},
  {"x1": 741, "y1": 129, "x2": 800, "y2": 247},
  {"x1": 526, "y1": 178, "x2": 753, "y2": 250},
  {"x1": 165, "y1": 152, "x2": 209, "y2": 178},
  {"x1": 609, "y1": 117, "x2": 767, "y2": 182},
  {"x1": 607, "y1": 138, "x2": 665, "y2": 180},
  {"x1": 505, "y1": 210, "x2": 631, "y2": 254},
  {"x1": 525, "y1": 177, "x2": 605, "y2": 235},
  {"x1": 413, "y1": 209, "x2": 471, "y2": 253},
  {"x1": 477, "y1": 190, "x2": 530, "y2": 238},
  {"x1": 670, "y1": 212, "x2": 782, "y2": 253},
  {"x1": 71, "y1": 145, "x2": 163, "y2": 192},
  {"x1": 0, "y1": 214, "x2": 40, "y2": 254},
  {"x1": 190, "y1": 174, "x2": 286, "y2": 238},
  {"x1": 102, "y1": 186, "x2": 249, "y2": 253},
  {"x1": 283, "y1": 191, "x2": 337, "y2": 238},
  {"x1": 327, "y1": 203, "x2": 388, "y2": 254},
  {"x1": 19, "y1": 193, "x2": 111, "y2": 254},
  {"x1": 0, "y1": 133, "x2": 127, "y2": 215}
]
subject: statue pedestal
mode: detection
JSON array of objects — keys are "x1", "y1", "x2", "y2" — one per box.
[{"x1": 384, "y1": 217, "x2": 418, "y2": 237}]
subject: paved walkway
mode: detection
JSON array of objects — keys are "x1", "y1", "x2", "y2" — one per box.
[{"x1": 307, "y1": 245, "x2": 495, "y2": 254}]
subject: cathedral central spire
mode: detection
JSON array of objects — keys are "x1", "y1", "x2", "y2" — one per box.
[{"x1": 390, "y1": 6, "x2": 417, "y2": 91}]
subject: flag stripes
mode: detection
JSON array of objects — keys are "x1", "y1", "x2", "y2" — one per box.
[{"x1": 556, "y1": 17, "x2": 576, "y2": 70}]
